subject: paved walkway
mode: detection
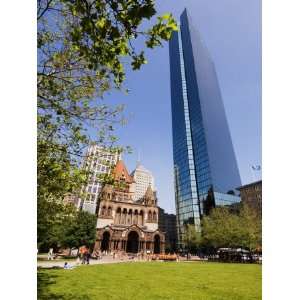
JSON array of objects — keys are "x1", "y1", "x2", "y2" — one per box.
[
  {"x1": 37, "y1": 254, "x2": 202, "y2": 268},
  {"x1": 37, "y1": 255, "x2": 149, "y2": 268}
]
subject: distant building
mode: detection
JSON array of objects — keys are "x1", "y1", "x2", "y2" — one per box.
[
  {"x1": 169, "y1": 9, "x2": 241, "y2": 245},
  {"x1": 94, "y1": 160, "x2": 165, "y2": 254},
  {"x1": 78, "y1": 145, "x2": 121, "y2": 214},
  {"x1": 237, "y1": 180, "x2": 262, "y2": 216},
  {"x1": 131, "y1": 162, "x2": 155, "y2": 202},
  {"x1": 158, "y1": 207, "x2": 178, "y2": 252}
]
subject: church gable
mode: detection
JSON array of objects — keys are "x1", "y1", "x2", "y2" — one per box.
[{"x1": 112, "y1": 160, "x2": 134, "y2": 184}]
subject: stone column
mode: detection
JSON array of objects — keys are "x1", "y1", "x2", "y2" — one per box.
[
  {"x1": 140, "y1": 241, "x2": 143, "y2": 253},
  {"x1": 161, "y1": 242, "x2": 165, "y2": 254},
  {"x1": 94, "y1": 240, "x2": 100, "y2": 252}
]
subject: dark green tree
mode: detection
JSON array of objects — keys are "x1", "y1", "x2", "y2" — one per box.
[
  {"x1": 37, "y1": 201, "x2": 77, "y2": 251},
  {"x1": 61, "y1": 210, "x2": 97, "y2": 252},
  {"x1": 182, "y1": 224, "x2": 202, "y2": 259}
]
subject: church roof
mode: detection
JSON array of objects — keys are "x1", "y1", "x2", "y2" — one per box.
[{"x1": 112, "y1": 160, "x2": 134, "y2": 183}]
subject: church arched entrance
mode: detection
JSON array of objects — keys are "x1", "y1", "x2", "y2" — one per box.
[
  {"x1": 126, "y1": 231, "x2": 139, "y2": 253},
  {"x1": 101, "y1": 231, "x2": 110, "y2": 252},
  {"x1": 154, "y1": 235, "x2": 160, "y2": 254}
]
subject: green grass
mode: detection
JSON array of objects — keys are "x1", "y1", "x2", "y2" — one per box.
[{"x1": 38, "y1": 262, "x2": 261, "y2": 300}]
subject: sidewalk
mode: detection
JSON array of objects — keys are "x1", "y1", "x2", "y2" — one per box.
[{"x1": 37, "y1": 255, "x2": 144, "y2": 268}]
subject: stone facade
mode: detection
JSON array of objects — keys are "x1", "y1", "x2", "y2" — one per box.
[
  {"x1": 237, "y1": 180, "x2": 262, "y2": 216},
  {"x1": 94, "y1": 160, "x2": 165, "y2": 254}
]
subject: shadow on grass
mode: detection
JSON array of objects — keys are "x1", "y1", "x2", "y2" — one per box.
[{"x1": 37, "y1": 270, "x2": 92, "y2": 300}]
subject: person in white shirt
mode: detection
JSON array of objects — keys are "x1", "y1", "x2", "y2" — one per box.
[{"x1": 47, "y1": 248, "x2": 53, "y2": 260}]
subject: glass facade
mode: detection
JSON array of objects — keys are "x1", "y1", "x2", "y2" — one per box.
[{"x1": 169, "y1": 9, "x2": 242, "y2": 245}]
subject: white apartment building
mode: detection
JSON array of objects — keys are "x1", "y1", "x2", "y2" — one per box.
[
  {"x1": 78, "y1": 145, "x2": 121, "y2": 214},
  {"x1": 131, "y1": 162, "x2": 156, "y2": 202}
]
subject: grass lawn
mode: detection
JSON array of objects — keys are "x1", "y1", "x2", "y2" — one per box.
[{"x1": 38, "y1": 262, "x2": 261, "y2": 300}]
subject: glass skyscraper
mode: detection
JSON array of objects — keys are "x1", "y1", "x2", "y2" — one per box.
[{"x1": 169, "y1": 9, "x2": 241, "y2": 245}]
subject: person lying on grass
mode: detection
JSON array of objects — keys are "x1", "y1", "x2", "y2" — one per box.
[{"x1": 63, "y1": 262, "x2": 74, "y2": 270}]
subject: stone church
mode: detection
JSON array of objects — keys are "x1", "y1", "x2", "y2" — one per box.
[{"x1": 93, "y1": 160, "x2": 165, "y2": 254}]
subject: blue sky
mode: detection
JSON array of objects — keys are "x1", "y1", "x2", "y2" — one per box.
[{"x1": 101, "y1": 0, "x2": 261, "y2": 213}]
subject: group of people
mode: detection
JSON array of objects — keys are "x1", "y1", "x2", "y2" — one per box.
[{"x1": 47, "y1": 246, "x2": 179, "y2": 265}]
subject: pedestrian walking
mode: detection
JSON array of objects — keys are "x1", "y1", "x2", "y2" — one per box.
[
  {"x1": 79, "y1": 245, "x2": 87, "y2": 264},
  {"x1": 47, "y1": 248, "x2": 53, "y2": 260}
]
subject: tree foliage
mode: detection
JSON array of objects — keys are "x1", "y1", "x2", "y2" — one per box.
[
  {"x1": 37, "y1": 0, "x2": 177, "y2": 246},
  {"x1": 38, "y1": 202, "x2": 96, "y2": 251},
  {"x1": 37, "y1": 200, "x2": 77, "y2": 251},
  {"x1": 37, "y1": 0, "x2": 177, "y2": 198},
  {"x1": 182, "y1": 224, "x2": 202, "y2": 253},
  {"x1": 200, "y1": 204, "x2": 262, "y2": 251},
  {"x1": 61, "y1": 210, "x2": 97, "y2": 250}
]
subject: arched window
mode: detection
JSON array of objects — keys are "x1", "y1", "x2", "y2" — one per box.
[
  {"x1": 101, "y1": 206, "x2": 106, "y2": 216},
  {"x1": 107, "y1": 206, "x2": 112, "y2": 216},
  {"x1": 115, "y1": 207, "x2": 121, "y2": 224},
  {"x1": 153, "y1": 211, "x2": 157, "y2": 222},
  {"x1": 122, "y1": 208, "x2": 127, "y2": 224},
  {"x1": 128, "y1": 209, "x2": 133, "y2": 224},
  {"x1": 139, "y1": 210, "x2": 144, "y2": 225},
  {"x1": 133, "y1": 210, "x2": 138, "y2": 224}
]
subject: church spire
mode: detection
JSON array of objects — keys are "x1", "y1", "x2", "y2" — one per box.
[
  {"x1": 136, "y1": 148, "x2": 141, "y2": 167},
  {"x1": 144, "y1": 184, "x2": 156, "y2": 206}
]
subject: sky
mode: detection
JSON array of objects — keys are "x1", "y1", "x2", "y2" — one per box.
[{"x1": 100, "y1": 0, "x2": 261, "y2": 214}]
